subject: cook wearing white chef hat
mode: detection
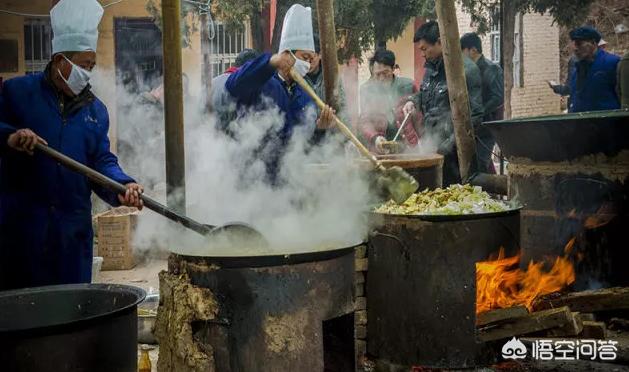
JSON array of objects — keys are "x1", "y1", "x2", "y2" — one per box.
[
  {"x1": 50, "y1": 0, "x2": 104, "y2": 97},
  {"x1": 271, "y1": 4, "x2": 317, "y2": 80},
  {"x1": 267, "y1": 4, "x2": 335, "y2": 128},
  {"x1": 224, "y1": 3, "x2": 336, "y2": 184},
  {"x1": 0, "y1": 0, "x2": 144, "y2": 291}
]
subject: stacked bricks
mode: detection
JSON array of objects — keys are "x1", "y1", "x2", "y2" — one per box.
[{"x1": 355, "y1": 245, "x2": 368, "y2": 371}]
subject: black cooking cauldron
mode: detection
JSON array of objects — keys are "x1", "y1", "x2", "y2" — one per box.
[{"x1": 0, "y1": 283, "x2": 146, "y2": 372}]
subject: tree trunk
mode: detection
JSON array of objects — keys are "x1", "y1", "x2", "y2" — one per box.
[
  {"x1": 316, "y1": 0, "x2": 340, "y2": 110},
  {"x1": 434, "y1": 0, "x2": 477, "y2": 182},
  {"x1": 200, "y1": 13, "x2": 212, "y2": 114},
  {"x1": 250, "y1": 12, "x2": 265, "y2": 52},
  {"x1": 161, "y1": 0, "x2": 186, "y2": 212},
  {"x1": 501, "y1": 1, "x2": 516, "y2": 119},
  {"x1": 271, "y1": 2, "x2": 291, "y2": 52}
]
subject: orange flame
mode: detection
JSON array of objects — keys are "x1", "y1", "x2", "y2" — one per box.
[{"x1": 476, "y1": 239, "x2": 576, "y2": 315}]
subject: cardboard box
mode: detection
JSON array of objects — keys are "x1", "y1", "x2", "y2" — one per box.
[{"x1": 96, "y1": 207, "x2": 139, "y2": 270}]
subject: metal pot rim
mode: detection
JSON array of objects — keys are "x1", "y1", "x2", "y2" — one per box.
[
  {"x1": 171, "y1": 241, "x2": 364, "y2": 268},
  {"x1": 370, "y1": 206, "x2": 522, "y2": 222},
  {"x1": 0, "y1": 283, "x2": 146, "y2": 334}
]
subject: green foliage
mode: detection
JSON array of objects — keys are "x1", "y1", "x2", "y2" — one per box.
[
  {"x1": 370, "y1": 0, "x2": 432, "y2": 44},
  {"x1": 145, "y1": 0, "x2": 201, "y2": 48},
  {"x1": 213, "y1": 0, "x2": 268, "y2": 30},
  {"x1": 269, "y1": 0, "x2": 434, "y2": 62},
  {"x1": 146, "y1": 0, "x2": 438, "y2": 62},
  {"x1": 458, "y1": 0, "x2": 594, "y2": 34},
  {"x1": 333, "y1": 0, "x2": 374, "y2": 62}
]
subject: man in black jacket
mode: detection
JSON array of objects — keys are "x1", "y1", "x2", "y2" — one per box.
[
  {"x1": 460, "y1": 32, "x2": 503, "y2": 174},
  {"x1": 403, "y1": 22, "x2": 484, "y2": 185}
]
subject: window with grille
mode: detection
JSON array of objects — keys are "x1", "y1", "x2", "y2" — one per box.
[
  {"x1": 489, "y1": 13, "x2": 501, "y2": 64},
  {"x1": 24, "y1": 18, "x2": 53, "y2": 74},
  {"x1": 208, "y1": 23, "x2": 248, "y2": 78}
]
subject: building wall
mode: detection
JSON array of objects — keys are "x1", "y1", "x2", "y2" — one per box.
[
  {"x1": 387, "y1": 21, "x2": 417, "y2": 81},
  {"x1": 455, "y1": 7, "x2": 561, "y2": 118},
  {"x1": 511, "y1": 13, "x2": 561, "y2": 117}
]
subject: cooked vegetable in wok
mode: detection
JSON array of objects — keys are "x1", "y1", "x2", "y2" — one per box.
[{"x1": 375, "y1": 184, "x2": 510, "y2": 215}]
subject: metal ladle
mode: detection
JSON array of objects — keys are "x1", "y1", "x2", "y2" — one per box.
[{"x1": 35, "y1": 143, "x2": 268, "y2": 247}]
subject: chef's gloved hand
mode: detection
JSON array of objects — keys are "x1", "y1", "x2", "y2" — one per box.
[
  {"x1": 402, "y1": 101, "x2": 416, "y2": 116},
  {"x1": 118, "y1": 183, "x2": 144, "y2": 210},
  {"x1": 270, "y1": 50, "x2": 296, "y2": 76},
  {"x1": 374, "y1": 136, "x2": 387, "y2": 154},
  {"x1": 316, "y1": 104, "x2": 336, "y2": 129},
  {"x1": 7, "y1": 128, "x2": 48, "y2": 155}
]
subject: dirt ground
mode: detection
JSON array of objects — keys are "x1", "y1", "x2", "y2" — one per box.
[{"x1": 96, "y1": 259, "x2": 167, "y2": 372}]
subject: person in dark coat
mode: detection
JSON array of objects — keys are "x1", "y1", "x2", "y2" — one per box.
[
  {"x1": 460, "y1": 32, "x2": 504, "y2": 174},
  {"x1": 403, "y1": 21, "x2": 484, "y2": 186},
  {"x1": 568, "y1": 26, "x2": 621, "y2": 112},
  {"x1": 0, "y1": 0, "x2": 144, "y2": 290},
  {"x1": 225, "y1": 4, "x2": 335, "y2": 184}
]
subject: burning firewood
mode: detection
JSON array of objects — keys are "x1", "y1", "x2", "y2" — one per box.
[
  {"x1": 476, "y1": 241, "x2": 576, "y2": 315},
  {"x1": 533, "y1": 287, "x2": 629, "y2": 313},
  {"x1": 477, "y1": 305, "x2": 528, "y2": 327},
  {"x1": 581, "y1": 321, "x2": 608, "y2": 339},
  {"x1": 477, "y1": 306, "x2": 576, "y2": 342},
  {"x1": 545, "y1": 312, "x2": 584, "y2": 337}
]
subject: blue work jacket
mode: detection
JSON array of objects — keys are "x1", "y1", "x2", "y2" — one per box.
[
  {"x1": 569, "y1": 49, "x2": 621, "y2": 113},
  {"x1": 226, "y1": 53, "x2": 317, "y2": 182},
  {"x1": 0, "y1": 70, "x2": 134, "y2": 290}
]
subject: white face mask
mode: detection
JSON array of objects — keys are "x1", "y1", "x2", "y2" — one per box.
[
  {"x1": 57, "y1": 55, "x2": 92, "y2": 95},
  {"x1": 290, "y1": 51, "x2": 311, "y2": 77}
]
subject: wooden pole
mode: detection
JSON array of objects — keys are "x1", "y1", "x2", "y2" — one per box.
[
  {"x1": 161, "y1": 0, "x2": 186, "y2": 212},
  {"x1": 200, "y1": 13, "x2": 212, "y2": 114},
  {"x1": 316, "y1": 0, "x2": 339, "y2": 110},
  {"x1": 435, "y1": 0, "x2": 477, "y2": 182},
  {"x1": 502, "y1": 2, "x2": 516, "y2": 119}
]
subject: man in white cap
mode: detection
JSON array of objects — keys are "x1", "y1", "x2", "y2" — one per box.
[
  {"x1": 226, "y1": 4, "x2": 335, "y2": 183},
  {"x1": 0, "y1": 0, "x2": 143, "y2": 290}
]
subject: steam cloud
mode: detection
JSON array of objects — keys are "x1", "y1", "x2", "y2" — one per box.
[{"x1": 92, "y1": 67, "x2": 373, "y2": 257}]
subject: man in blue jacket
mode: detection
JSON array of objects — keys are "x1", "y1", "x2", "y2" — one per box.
[
  {"x1": 226, "y1": 4, "x2": 334, "y2": 184},
  {"x1": 568, "y1": 26, "x2": 621, "y2": 112},
  {"x1": 0, "y1": 0, "x2": 143, "y2": 290}
]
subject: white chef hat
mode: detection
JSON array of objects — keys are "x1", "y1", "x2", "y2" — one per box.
[
  {"x1": 51, "y1": 0, "x2": 104, "y2": 54},
  {"x1": 278, "y1": 4, "x2": 315, "y2": 53}
]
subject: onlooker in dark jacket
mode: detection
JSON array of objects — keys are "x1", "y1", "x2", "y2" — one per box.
[
  {"x1": 567, "y1": 26, "x2": 620, "y2": 112},
  {"x1": 404, "y1": 21, "x2": 484, "y2": 185},
  {"x1": 460, "y1": 32, "x2": 503, "y2": 174}
]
